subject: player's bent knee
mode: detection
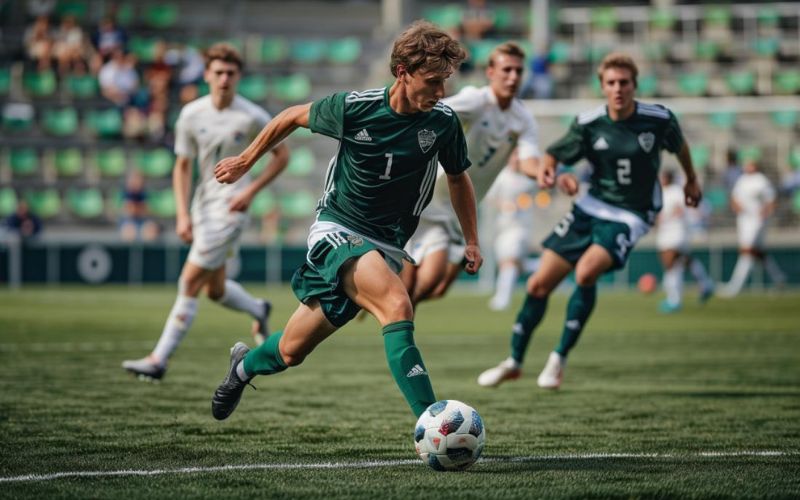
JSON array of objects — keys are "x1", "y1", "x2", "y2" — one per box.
[
  {"x1": 526, "y1": 279, "x2": 552, "y2": 298},
  {"x1": 279, "y1": 345, "x2": 307, "y2": 367}
]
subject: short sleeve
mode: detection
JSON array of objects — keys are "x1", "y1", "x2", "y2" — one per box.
[
  {"x1": 441, "y1": 86, "x2": 484, "y2": 124},
  {"x1": 173, "y1": 107, "x2": 196, "y2": 159},
  {"x1": 662, "y1": 111, "x2": 685, "y2": 154},
  {"x1": 309, "y1": 92, "x2": 347, "y2": 139},
  {"x1": 438, "y1": 115, "x2": 471, "y2": 175},
  {"x1": 546, "y1": 119, "x2": 586, "y2": 166}
]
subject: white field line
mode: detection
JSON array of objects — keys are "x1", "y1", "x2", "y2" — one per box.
[{"x1": 1, "y1": 451, "x2": 797, "y2": 483}]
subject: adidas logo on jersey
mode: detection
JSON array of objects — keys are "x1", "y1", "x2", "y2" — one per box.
[
  {"x1": 354, "y1": 129, "x2": 372, "y2": 142},
  {"x1": 593, "y1": 137, "x2": 609, "y2": 150},
  {"x1": 406, "y1": 364, "x2": 427, "y2": 378}
]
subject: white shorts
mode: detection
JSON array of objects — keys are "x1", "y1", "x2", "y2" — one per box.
[
  {"x1": 656, "y1": 228, "x2": 688, "y2": 252},
  {"x1": 494, "y1": 226, "x2": 529, "y2": 261},
  {"x1": 737, "y1": 217, "x2": 767, "y2": 249},
  {"x1": 187, "y1": 214, "x2": 247, "y2": 270},
  {"x1": 405, "y1": 217, "x2": 464, "y2": 265}
]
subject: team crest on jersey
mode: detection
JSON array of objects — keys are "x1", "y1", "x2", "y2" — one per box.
[
  {"x1": 347, "y1": 234, "x2": 363, "y2": 246},
  {"x1": 418, "y1": 129, "x2": 437, "y2": 153},
  {"x1": 638, "y1": 132, "x2": 655, "y2": 153}
]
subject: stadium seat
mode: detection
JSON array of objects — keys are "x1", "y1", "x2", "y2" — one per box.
[
  {"x1": 694, "y1": 40, "x2": 720, "y2": 61},
  {"x1": 290, "y1": 39, "x2": 327, "y2": 65},
  {"x1": 23, "y1": 70, "x2": 57, "y2": 97},
  {"x1": 770, "y1": 110, "x2": 797, "y2": 130},
  {"x1": 422, "y1": 5, "x2": 463, "y2": 29},
  {"x1": 705, "y1": 187, "x2": 728, "y2": 213},
  {"x1": 286, "y1": 146, "x2": 315, "y2": 176},
  {"x1": 2, "y1": 103, "x2": 35, "y2": 133},
  {"x1": 793, "y1": 192, "x2": 800, "y2": 214},
  {"x1": 143, "y1": 4, "x2": 178, "y2": 29},
  {"x1": 66, "y1": 75, "x2": 98, "y2": 98},
  {"x1": 55, "y1": 0, "x2": 88, "y2": 20},
  {"x1": 637, "y1": 74, "x2": 658, "y2": 97},
  {"x1": 260, "y1": 37, "x2": 289, "y2": 65},
  {"x1": 54, "y1": 148, "x2": 83, "y2": 178},
  {"x1": 238, "y1": 75, "x2": 269, "y2": 102},
  {"x1": 738, "y1": 146, "x2": 762, "y2": 162},
  {"x1": 327, "y1": 37, "x2": 362, "y2": 65},
  {"x1": 95, "y1": 148, "x2": 127, "y2": 177},
  {"x1": 708, "y1": 110, "x2": 737, "y2": 130},
  {"x1": 548, "y1": 41, "x2": 572, "y2": 65},
  {"x1": 67, "y1": 188, "x2": 104, "y2": 219},
  {"x1": 25, "y1": 189, "x2": 61, "y2": 218},
  {"x1": 772, "y1": 70, "x2": 800, "y2": 95},
  {"x1": 249, "y1": 190, "x2": 276, "y2": 217},
  {"x1": 642, "y1": 41, "x2": 668, "y2": 62},
  {"x1": 115, "y1": 2, "x2": 135, "y2": 26},
  {"x1": 590, "y1": 6, "x2": 618, "y2": 32},
  {"x1": 279, "y1": 190, "x2": 317, "y2": 218},
  {"x1": 703, "y1": 5, "x2": 731, "y2": 29},
  {"x1": 789, "y1": 147, "x2": 800, "y2": 170},
  {"x1": 129, "y1": 37, "x2": 158, "y2": 63},
  {"x1": 0, "y1": 67, "x2": 10, "y2": 95},
  {"x1": 10, "y1": 148, "x2": 39, "y2": 177},
  {"x1": 42, "y1": 108, "x2": 79, "y2": 137},
  {"x1": 752, "y1": 38, "x2": 780, "y2": 59},
  {"x1": 148, "y1": 189, "x2": 176, "y2": 218},
  {"x1": 690, "y1": 144, "x2": 711, "y2": 171},
  {"x1": 272, "y1": 74, "x2": 311, "y2": 102},
  {"x1": 725, "y1": 71, "x2": 756, "y2": 95},
  {"x1": 85, "y1": 108, "x2": 123, "y2": 138},
  {"x1": 0, "y1": 187, "x2": 17, "y2": 216},
  {"x1": 135, "y1": 150, "x2": 174, "y2": 177},
  {"x1": 493, "y1": 6, "x2": 513, "y2": 33},
  {"x1": 649, "y1": 8, "x2": 675, "y2": 31}
]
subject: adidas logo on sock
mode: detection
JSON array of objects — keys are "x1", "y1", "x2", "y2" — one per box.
[
  {"x1": 565, "y1": 319, "x2": 581, "y2": 330},
  {"x1": 406, "y1": 364, "x2": 427, "y2": 377},
  {"x1": 512, "y1": 323, "x2": 523, "y2": 335},
  {"x1": 354, "y1": 129, "x2": 372, "y2": 142}
]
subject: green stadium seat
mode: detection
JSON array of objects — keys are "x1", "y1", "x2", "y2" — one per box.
[
  {"x1": 0, "y1": 67, "x2": 10, "y2": 95},
  {"x1": 642, "y1": 41, "x2": 668, "y2": 62},
  {"x1": 272, "y1": 74, "x2": 311, "y2": 102},
  {"x1": 752, "y1": 38, "x2": 780, "y2": 58},
  {"x1": 290, "y1": 39, "x2": 327, "y2": 64},
  {"x1": 143, "y1": 4, "x2": 178, "y2": 29},
  {"x1": 773, "y1": 70, "x2": 800, "y2": 95},
  {"x1": 279, "y1": 190, "x2": 317, "y2": 218},
  {"x1": 793, "y1": 192, "x2": 800, "y2": 214},
  {"x1": 649, "y1": 8, "x2": 675, "y2": 30},
  {"x1": 85, "y1": 108, "x2": 123, "y2": 138},
  {"x1": 590, "y1": 6, "x2": 617, "y2": 31},
  {"x1": 286, "y1": 147, "x2": 315, "y2": 176},
  {"x1": 705, "y1": 187, "x2": 728, "y2": 213},
  {"x1": 95, "y1": 148, "x2": 127, "y2": 177},
  {"x1": 148, "y1": 189, "x2": 176, "y2": 217},
  {"x1": 54, "y1": 148, "x2": 83, "y2": 178},
  {"x1": 789, "y1": 147, "x2": 800, "y2": 170},
  {"x1": 709, "y1": 110, "x2": 737, "y2": 130},
  {"x1": 238, "y1": 75, "x2": 269, "y2": 102},
  {"x1": 42, "y1": 108, "x2": 79, "y2": 136},
  {"x1": 703, "y1": 5, "x2": 731, "y2": 28},
  {"x1": 25, "y1": 189, "x2": 61, "y2": 218},
  {"x1": 757, "y1": 6, "x2": 780, "y2": 29},
  {"x1": 468, "y1": 40, "x2": 497, "y2": 67},
  {"x1": 23, "y1": 70, "x2": 57, "y2": 97},
  {"x1": 0, "y1": 187, "x2": 17, "y2": 216},
  {"x1": 422, "y1": 5, "x2": 463, "y2": 29},
  {"x1": 585, "y1": 44, "x2": 612, "y2": 64},
  {"x1": 493, "y1": 6, "x2": 513, "y2": 32},
  {"x1": 771, "y1": 110, "x2": 798, "y2": 129},
  {"x1": 115, "y1": 2, "x2": 135, "y2": 26},
  {"x1": 637, "y1": 74, "x2": 658, "y2": 97},
  {"x1": 694, "y1": 40, "x2": 719, "y2": 61},
  {"x1": 135, "y1": 150, "x2": 173, "y2": 177},
  {"x1": 677, "y1": 72, "x2": 709, "y2": 97},
  {"x1": 690, "y1": 144, "x2": 711, "y2": 171},
  {"x1": 55, "y1": 0, "x2": 88, "y2": 20},
  {"x1": 327, "y1": 37, "x2": 362, "y2": 65},
  {"x1": 67, "y1": 188, "x2": 104, "y2": 218},
  {"x1": 2, "y1": 103, "x2": 35, "y2": 132},
  {"x1": 128, "y1": 37, "x2": 159, "y2": 63},
  {"x1": 260, "y1": 37, "x2": 289, "y2": 65},
  {"x1": 10, "y1": 148, "x2": 39, "y2": 177},
  {"x1": 738, "y1": 146, "x2": 762, "y2": 163},
  {"x1": 249, "y1": 190, "x2": 276, "y2": 217},
  {"x1": 66, "y1": 75, "x2": 98, "y2": 98},
  {"x1": 725, "y1": 71, "x2": 756, "y2": 95},
  {"x1": 548, "y1": 41, "x2": 572, "y2": 64}
]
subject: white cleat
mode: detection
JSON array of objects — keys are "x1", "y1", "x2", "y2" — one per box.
[
  {"x1": 251, "y1": 300, "x2": 272, "y2": 346},
  {"x1": 477, "y1": 357, "x2": 521, "y2": 387},
  {"x1": 488, "y1": 296, "x2": 510, "y2": 311},
  {"x1": 537, "y1": 351, "x2": 566, "y2": 390},
  {"x1": 122, "y1": 357, "x2": 166, "y2": 381}
]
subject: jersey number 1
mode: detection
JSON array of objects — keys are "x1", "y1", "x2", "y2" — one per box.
[{"x1": 379, "y1": 153, "x2": 393, "y2": 180}]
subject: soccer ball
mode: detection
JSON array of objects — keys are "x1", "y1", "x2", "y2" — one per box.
[
  {"x1": 638, "y1": 273, "x2": 658, "y2": 294},
  {"x1": 414, "y1": 400, "x2": 485, "y2": 471}
]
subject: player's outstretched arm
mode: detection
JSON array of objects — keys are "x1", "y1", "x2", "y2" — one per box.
[
  {"x1": 446, "y1": 171, "x2": 483, "y2": 274},
  {"x1": 172, "y1": 155, "x2": 194, "y2": 243},
  {"x1": 215, "y1": 103, "x2": 311, "y2": 184},
  {"x1": 676, "y1": 142, "x2": 702, "y2": 207}
]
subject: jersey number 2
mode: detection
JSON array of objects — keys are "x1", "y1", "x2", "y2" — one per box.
[{"x1": 616, "y1": 159, "x2": 632, "y2": 185}]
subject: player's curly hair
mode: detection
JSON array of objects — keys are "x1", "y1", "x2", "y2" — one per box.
[
  {"x1": 597, "y1": 52, "x2": 638, "y2": 87},
  {"x1": 390, "y1": 20, "x2": 466, "y2": 77},
  {"x1": 204, "y1": 42, "x2": 243, "y2": 70},
  {"x1": 488, "y1": 42, "x2": 526, "y2": 67}
]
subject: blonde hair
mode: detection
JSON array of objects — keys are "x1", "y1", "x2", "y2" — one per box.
[
  {"x1": 597, "y1": 52, "x2": 638, "y2": 86},
  {"x1": 204, "y1": 43, "x2": 243, "y2": 70},
  {"x1": 390, "y1": 20, "x2": 466, "y2": 77},
  {"x1": 488, "y1": 42, "x2": 526, "y2": 67}
]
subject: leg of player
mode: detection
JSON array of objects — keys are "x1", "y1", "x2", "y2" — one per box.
[
  {"x1": 687, "y1": 256, "x2": 715, "y2": 304},
  {"x1": 721, "y1": 250, "x2": 754, "y2": 297},
  {"x1": 538, "y1": 244, "x2": 609, "y2": 390},
  {"x1": 122, "y1": 262, "x2": 210, "y2": 380},
  {"x1": 489, "y1": 259, "x2": 520, "y2": 311},
  {"x1": 428, "y1": 261, "x2": 462, "y2": 300},
  {"x1": 206, "y1": 267, "x2": 272, "y2": 346},
  {"x1": 478, "y1": 250, "x2": 572, "y2": 388},
  {"x1": 659, "y1": 249, "x2": 684, "y2": 313},
  {"x1": 409, "y1": 247, "x2": 450, "y2": 305}
]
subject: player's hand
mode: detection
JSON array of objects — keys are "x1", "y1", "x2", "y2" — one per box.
[
  {"x1": 463, "y1": 244, "x2": 483, "y2": 275},
  {"x1": 684, "y1": 178, "x2": 702, "y2": 208},
  {"x1": 537, "y1": 161, "x2": 556, "y2": 188},
  {"x1": 214, "y1": 156, "x2": 249, "y2": 184},
  {"x1": 229, "y1": 191, "x2": 253, "y2": 212},
  {"x1": 176, "y1": 214, "x2": 193, "y2": 243},
  {"x1": 556, "y1": 173, "x2": 579, "y2": 196}
]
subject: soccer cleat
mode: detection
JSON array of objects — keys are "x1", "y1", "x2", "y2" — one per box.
[
  {"x1": 488, "y1": 295, "x2": 510, "y2": 311},
  {"x1": 537, "y1": 351, "x2": 566, "y2": 390},
  {"x1": 122, "y1": 357, "x2": 166, "y2": 381},
  {"x1": 211, "y1": 342, "x2": 253, "y2": 421},
  {"x1": 698, "y1": 285, "x2": 714, "y2": 305},
  {"x1": 659, "y1": 300, "x2": 682, "y2": 314},
  {"x1": 477, "y1": 357, "x2": 521, "y2": 387},
  {"x1": 252, "y1": 300, "x2": 272, "y2": 346}
]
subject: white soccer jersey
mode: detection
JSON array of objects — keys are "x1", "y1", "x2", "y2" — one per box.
[
  {"x1": 656, "y1": 184, "x2": 688, "y2": 250},
  {"x1": 732, "y1": 171, "x2": 775, "y2": 248},
  {"x1": 422, "y1": 85, "x2": 541, "y2": 221},
  {"x1": 174, "y1": 95, "x2": 271, "y2": 227}
]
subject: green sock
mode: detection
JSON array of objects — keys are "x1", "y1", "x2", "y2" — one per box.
[
  {"x1": 510, "y1": 294, "x2": 549, "y2": 364},
  {"x1": 243, "y1": 331, "x2": 288, "y2": 377},
  {"x1": 383, "y1": 321, "x2": 435, "y2": 418},
  {"x1": 555, "y1": 285, "x2": 596, "y2": 356}
]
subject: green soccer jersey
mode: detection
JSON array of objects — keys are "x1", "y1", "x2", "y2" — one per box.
[
  {"x1": 308, "y1": 87, "x2": 470, "y2": 248},
  {"x1": 547, "y1": 101, "x2": 685, "y2": 223}
]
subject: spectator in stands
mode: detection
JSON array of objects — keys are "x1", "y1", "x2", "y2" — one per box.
[
  {"x1": 521, "y1": 46, "x2": 553, "y2": 99},
  {"x1": 24, "y1": 15, "x2": 55, "y2": 72},
  {"x1": 460, "y1": 0, "x2": 496, "y2": 41},
  {"x1": 5, "y1": 200, "x2": 42, "y2": 240},
  {"x1": 723, "y1": 148, "x2": 742, "y2": 191},
  {"x1": 98, "y1": 48, "x2": 139, "y2": 107},
  {"x1": 119, "y1": 169, "x2": 159, "y2": 242},
  {"x1": 123, "y1": 41, "x2": 172, "y2": 141},
  {"x1": 91, "y1": 16, "x2": 127, "y2": 68},
  {"x1": 172, "y1": 44, "x2": 207, "y2": 105},
  {"x1": 720, "y1": 159, "x2": 786, "y2": 297},
  {"x1": 52, "y1": 14, "x2": 92, "y2": 75}
]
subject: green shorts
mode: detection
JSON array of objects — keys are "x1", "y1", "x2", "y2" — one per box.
[
  {"x1": 542, "y1": 205, "x2": 639, "y2": 271},
  {"x1": 291, "y1": 231, "x2": 380, "y2": 327}
]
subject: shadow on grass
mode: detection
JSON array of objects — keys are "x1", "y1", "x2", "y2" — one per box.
[{"x1": 653, "y1": 391, "x2": 800, "y2": 399}]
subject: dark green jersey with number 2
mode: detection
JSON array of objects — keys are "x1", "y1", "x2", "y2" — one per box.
[
  {"x1": 308, "y1": 87, "x2": 470, "y2": 248},
  {"x1": 547, "y1": 101, "x2": 685, "y2": 222}
]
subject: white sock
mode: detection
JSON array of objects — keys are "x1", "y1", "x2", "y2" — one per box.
[
  {"x1": 763, "y1": 256, "x2": 786, "y2": 284},
  {"x1": 725, "y1": 254, "x2": 754, "y2": 295},
  {"x1": 217, "y1": 279, "x2": 263, "y2": 318},
  {"x1": 689, "y1": 259, "x2": 714, "y2": 290},
  {"x1": 152, "y1": 295, "x2": 199, "y2": 363},
  {"x1": 491, "y1": 265, "x2": 519, "y2": 310},
  {"x1": 663, "y1": 263, "x2": 684, "y2": 306},
  {"x1": 236, "y1": 361, "x2": 250, "y2": 382}
]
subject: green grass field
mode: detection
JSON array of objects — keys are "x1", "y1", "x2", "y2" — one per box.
[{"x1": 1, "y1": 286, "x2": 798, "y2": 499}]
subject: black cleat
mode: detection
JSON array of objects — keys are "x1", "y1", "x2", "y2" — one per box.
[
  {"x1": 211, "y1": 342, "x2": 253, "y2": 420},
  {"x1": 122, "y1": 357, "x2": 166, "y2": 381}
]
